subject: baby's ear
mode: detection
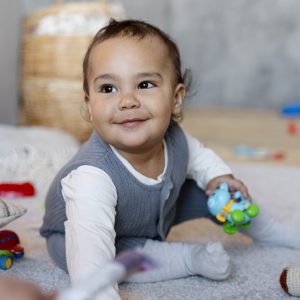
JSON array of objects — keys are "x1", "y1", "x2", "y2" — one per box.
[{"x1": 172, "y1": 83, "x2": 185, "y2": 115}]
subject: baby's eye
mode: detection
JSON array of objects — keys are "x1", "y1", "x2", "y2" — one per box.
[
  {"x1": 99, "y1": 84, "x2": 117, "y2": 93},
  {"x1": 138, "y1": 81, "x2": 156, "y2": 89}
]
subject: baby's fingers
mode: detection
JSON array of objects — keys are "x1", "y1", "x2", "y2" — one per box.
[
  {"x1": 228, "y1": 179, "x2": 251, "y2": 200},
  {"x1": 239, "y1": 184, "x2": 251, "y2": 200}
]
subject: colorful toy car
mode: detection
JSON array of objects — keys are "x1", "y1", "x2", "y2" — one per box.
[
  {"x1": 207, "y1": 182, "x2": 259, "y2": 234},
  {"x1": 0, "y1": 230, "x2": 24, "y2": 270}
]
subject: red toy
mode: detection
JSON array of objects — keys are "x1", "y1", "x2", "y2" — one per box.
[
  {"x1": 0, "y1": 182, "x2": 35, "y2": 197},
  {"x1": 0, "y1": 230, "x2": 24, "y2": 270},
  {"x1": 288, "y1": 120, "x2": 297, "y2": 136}
]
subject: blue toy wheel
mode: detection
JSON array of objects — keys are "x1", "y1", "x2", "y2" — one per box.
[
  {"x1": 0, "y1": 256, "x2": 13, "y2": 270},
  {"x1": 13, "y1": 251, "x2": 24, "y2": 259}
]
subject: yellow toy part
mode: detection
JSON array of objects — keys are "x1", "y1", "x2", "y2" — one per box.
[{"x1": 216, "y1": 199, "x2": 234, "y2": 223}]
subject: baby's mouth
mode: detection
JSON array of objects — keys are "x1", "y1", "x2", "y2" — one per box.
[{"x1": 118, "y1": 118, "x2": 147, "y2": 128}]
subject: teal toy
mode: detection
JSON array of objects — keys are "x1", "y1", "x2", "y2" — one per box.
[{"x1": 207, "y1": 182, "x2": 259, "y2": 234}]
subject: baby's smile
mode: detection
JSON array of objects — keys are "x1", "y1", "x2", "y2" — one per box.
[{"x1": 117, "y1": 118, "x2": 148, "y2": 129}]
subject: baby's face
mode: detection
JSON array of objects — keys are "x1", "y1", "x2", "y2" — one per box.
[{"x1": 86, "y1": 35, "x2": 185, "y2": 153}]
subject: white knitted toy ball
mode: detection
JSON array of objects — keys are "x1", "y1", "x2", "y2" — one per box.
[{"x1": 280, "y1": 266, "x2": 300, "y2": 296}]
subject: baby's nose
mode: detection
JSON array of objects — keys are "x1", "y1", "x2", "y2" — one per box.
[{"x1": 119, "y1": 93, "x2": 140, "y2": 110}]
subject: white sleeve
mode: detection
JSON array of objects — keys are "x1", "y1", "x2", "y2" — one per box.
[
  {"x1": 184, "y1": 130, "x2": 232, "y2": 190},
  {"x1": 62, "y1": 165, "x2": 121, "y2": 300}
]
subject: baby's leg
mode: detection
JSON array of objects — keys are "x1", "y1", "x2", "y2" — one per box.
[
  {"x1": 120, "y1": 180, "x2": 231, "y2": 283},
  {"x1": 125, "y1": 239, "x2": 231, "y2": 283},
  {"x1": 173, "y1": 179, "x2": 217, "y2": 224},
  {"x1": 46, "y1": 232, "x2": 68, "y2": 272},
  {"x1": 240, "y1": 206, "x2": 300, "y2": 249},
  {"x1": 178, "y1": 180, "x2": 300, "y2": 250}
]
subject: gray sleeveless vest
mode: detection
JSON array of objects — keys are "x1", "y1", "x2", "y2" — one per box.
[{"x1": 40, "y1": 121, "x2": 188, "y2": 244}]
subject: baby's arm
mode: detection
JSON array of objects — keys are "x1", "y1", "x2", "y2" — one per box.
[
  {"x1": 184, "y1": 130, "x2": 232, "y2": 187},
  {"x1": 62, "y1": 166, "x2": 121, "y2": 300},
  {"x1": 184, "y1": 130, "x2": 249, "y2": 197},
  {"x1": 184, "y1": 130, "x2": 300, "y2": 250}
]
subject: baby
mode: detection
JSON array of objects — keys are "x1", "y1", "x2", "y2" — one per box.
[{"x1": 40, "y1": 19, "x2": 300, "y2": 299}]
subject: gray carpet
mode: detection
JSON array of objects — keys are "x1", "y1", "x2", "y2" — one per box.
[{"x1": 1, "y1": 133, "x2": 300, "y2": 299}]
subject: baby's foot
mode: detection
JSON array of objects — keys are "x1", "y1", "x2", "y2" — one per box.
[
  {"x1": 240, "y1": 207, "x2": 300, "y2": 250},
  {"x1": 184, "y1": 241, "x2": 232, "y2": 280}
]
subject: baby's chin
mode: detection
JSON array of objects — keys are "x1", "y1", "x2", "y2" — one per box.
[
  {"x1": 112, "y1": 142, "x2": 152, "y2": 154},
  {"x1": 112, "y1": 137, "x2": 162, "y2": 154}
]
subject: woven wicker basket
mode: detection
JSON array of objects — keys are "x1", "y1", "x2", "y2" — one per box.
[
  {"x1": 22, "y1": 35, "x2": 92, "y2": 79},
  {"x1": 21, "y1": 0, "x2": 125, "y2": 142},
  {"x1": 22, "y1": 77, "x2": 92, "y2": 140}
]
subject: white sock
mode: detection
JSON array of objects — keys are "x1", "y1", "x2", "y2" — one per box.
[
  {"x1": 125, "y1": 240, "x2": 232, "y2": 283},
  {"x1": 240, "y1": 206, "x2": 300, "y2": 249}
]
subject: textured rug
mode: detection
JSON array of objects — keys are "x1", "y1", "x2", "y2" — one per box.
[{"x1": 0, "y1": 125, "x2": 299, "y2": 299}]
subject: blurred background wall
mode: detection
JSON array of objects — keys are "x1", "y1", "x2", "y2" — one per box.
[
  {"x1": 0, "y1": 1, "x2": 22, "y2": 125},
  {"x1": 1, "y1": 0, "x2": 300, "y2": 125}
]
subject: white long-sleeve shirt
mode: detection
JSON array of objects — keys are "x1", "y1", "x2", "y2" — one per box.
[{"x1": 62, "y1": 130, "x2": 231, "y2": 299}]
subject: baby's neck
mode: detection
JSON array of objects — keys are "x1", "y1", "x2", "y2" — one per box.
[{"x1": 116, "y1": 143, "x2": 165, "y2": 179}]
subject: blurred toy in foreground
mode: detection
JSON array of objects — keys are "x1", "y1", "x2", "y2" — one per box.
[
  {"x1": 207, "y1": 182, "x2": 259, "y2": 234},
  {"x1": 0, "y1": 249, "x2": 155, "y2": 300},
  {"x1": 280, "y1": 266, "x2": 300, "y2": 297},
  {"x1": 57, "y1": 249, "x2": 156, "y2": 300},
  {"x1": 0, "y1": 230, "x2": 24, "y2": 270}
]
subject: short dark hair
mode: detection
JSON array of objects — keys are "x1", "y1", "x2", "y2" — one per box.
[{"x1": 83, "y1": 18, "x2": 190, "y2": 99}]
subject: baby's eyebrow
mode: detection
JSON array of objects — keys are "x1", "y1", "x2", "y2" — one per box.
[
  {"x1": 137, "y1": 72, "x2": 163, "y2": 79},
  {"x1": 93, "y1": 73, "x2": 117, "y2": 83},
  {"x1": 93, "y1": 72, "x2": 163, "y2": 84}
]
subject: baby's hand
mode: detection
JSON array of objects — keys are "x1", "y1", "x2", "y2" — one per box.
[{"x1": 206, "y1": 174, "x2": 250, "y2": 199}]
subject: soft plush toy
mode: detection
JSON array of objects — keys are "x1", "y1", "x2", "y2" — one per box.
[
  {"x1": 0, "y1": 198, "x2": 27, "y2": 228},
  {"x1": 280, "y1": 266, "x2": 300, "y2": 297}
]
